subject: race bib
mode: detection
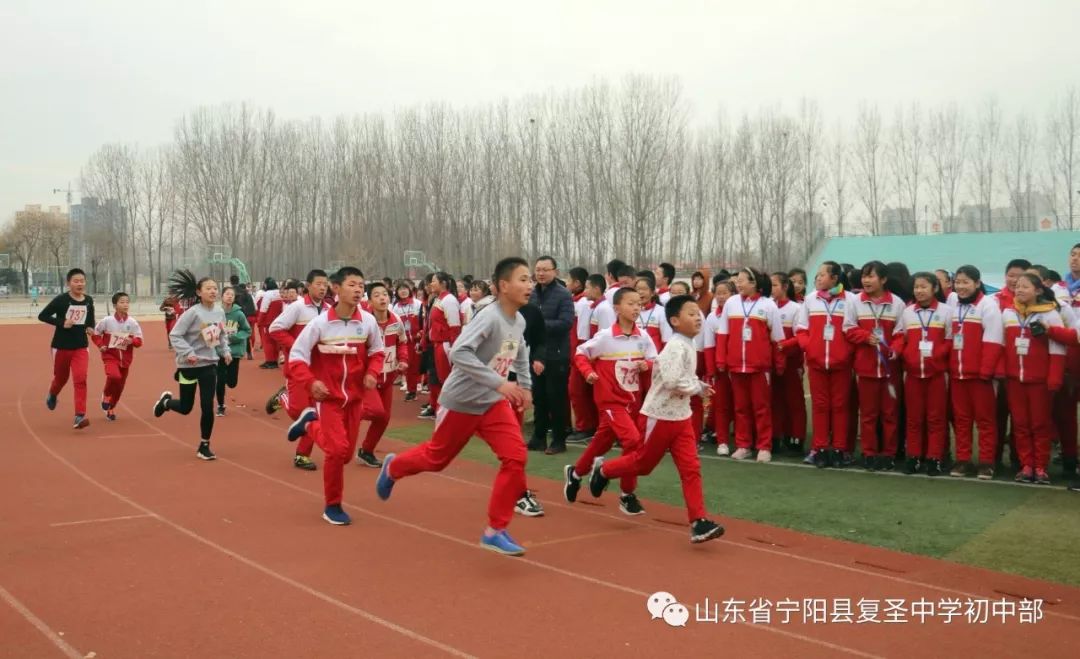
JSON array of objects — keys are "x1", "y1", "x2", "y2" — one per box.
[
  {"x1": 487, "y1": 338, "x2": 519, "y2": 379},
  {"x1": 200, "y1": 324, "x2": 222, "y2": 348},
  {"x1": 108, "y1": 331, "x2": 130, "y2": 349},
  {"x1": 823, "y1": 324, "x2": 835, "y2": 342},
  {"x1": 65, "y1": 306, "x2": 87, "y2": 325},
  {"x1": 919, "y1": 340, "x2": 933, "y2": 358},
  {"x1": 382, "y1": 345, "x2": 398, "y2": 374},
  {"x1": 318, "y1": 343, "x2": 357, "y2": 355},
  {"x1": 615, "y1": 360, "x2": 640, "y2": 392},
  {"x1": 1015, "y1": 337, "x2": 1030, "y2": 356}
]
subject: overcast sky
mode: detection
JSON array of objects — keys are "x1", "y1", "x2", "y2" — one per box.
[{"x1": 1, "y1": 0, "x2": 1077, "y2": 218}]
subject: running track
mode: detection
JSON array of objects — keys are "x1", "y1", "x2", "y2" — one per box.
[{"x1": 1, "y1": 321, "x2": 1077, "y2": 658}]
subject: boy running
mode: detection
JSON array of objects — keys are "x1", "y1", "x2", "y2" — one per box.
[
  {"x1": 91, "y1": 292, "x2": 143, "y2": 421},
  {"x1": 588, "y1": 295, "x2": 725, "y2": 544},
  {"x1": 357, "y1": 281, "x2": 409, "y2": 467},
  {"x1": 38, "y1": 268, "x2": 96, "y2": 429},
  {"x1": 376, "y1": 257, "x2": 534, "y2": 556}
]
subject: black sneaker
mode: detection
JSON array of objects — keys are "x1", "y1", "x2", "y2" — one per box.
[
  {"x1": 619, "y1": 493, "x2": 645, "y2": 516},
  {"x1": 563, "y1": 465, "x2": 581, "y2": 503},
  {"x1": 216, "y1": 405, "x2": 226, "y2": 417},
  {"x1": 925, "y1": 459, "x2": 943, "y2": 477},
  {"x1": 1068, "y1": 477, "x2": 1080, "y2": 492},
  {"x1": 690, "y1": 518, "x2": 725, "y2": 544},
  {"x1": 566, "y1": 430, "x2": 595, "y2": 445},
  {"x1": 418, "y1": 405, "x2": 435, "y2": 420},
  {"x1": 813, "y1": 450, "x2": 828, "y2": 469},
  {"x1": 832, "y1": 449, "x2": 848, "y2": 468},
  {"x1": 153, "y1": 391, "x2": 172, "y2": 418},
  {"x1": 863, "y1": 454, "x2": 878, "y2": 471},
  {"x1": 526, "y1": 437, "x2": 547, "y2": 452},
  {"x1": 404, "y1": 392, "x2": 417, "y2": 402},
  {"x1": 589, "y1": 460, "x2": 610, "y2": 498},
  {"x1": 357, "y1": 451, "x2": 382, "y2": 468},
  {"x1": 196, "y1": 441, "x2": 216, "y2": 461},
  {"x1": 293, "y1": 454, "x2": 317, "y2": 471},
  {"x1": 265, "y1": 386, "x2": 286, "y2": 415},
  {"x1": 514, "y1": 490, "x2": 544, "y2": 517},
  {"x1": 877, "y1": 456, "x2": 896, "y2": 472},
  {"x1": 902, "y1": 457, "x2": 921, "y2": 475},
  {"x1": 544, "y1": 442, "x2": 566, "y2": 456}
]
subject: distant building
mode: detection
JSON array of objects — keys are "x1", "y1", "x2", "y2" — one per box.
[
  {"x1": 69, "y1": 197, "x2": 122, "y2": 268},
  {"x1": 14, "y1": 203, "x2": 68, "y2": 222}
]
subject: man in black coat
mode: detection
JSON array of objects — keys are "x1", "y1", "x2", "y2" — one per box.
[{"x1": 527, "y1": 256, "x2": 575, "y2": 454}]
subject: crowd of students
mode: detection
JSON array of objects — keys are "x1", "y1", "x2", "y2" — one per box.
[{"x1": 35, "y1": 243, "x2": 1080, "y2": 558}]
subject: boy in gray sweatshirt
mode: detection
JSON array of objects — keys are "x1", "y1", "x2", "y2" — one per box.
[{"x1": 376, "y1": 257, "x2": 534, "y2": 556}]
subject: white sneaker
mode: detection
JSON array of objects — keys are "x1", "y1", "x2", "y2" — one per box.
[
  {"x1": 716, "y1": 443, "x2": 730, "y2": 457},
  {"x1": 756, "y1": 450, "x2": 772, "y2": 463},
  {"x1": 731, "y1": 448, "x2": 752, "y2": 460}
]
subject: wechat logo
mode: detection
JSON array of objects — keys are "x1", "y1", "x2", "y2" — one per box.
[{"x1": 647, "y1": 591, "x2": 690, "y2": 627}]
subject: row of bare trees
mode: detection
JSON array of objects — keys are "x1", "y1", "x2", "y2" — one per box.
[
  {"x1": 65, "y1": 79, "x2": 1079, "y2": 292},
  {"x1": 0, "y1": 209, "x2": 70, "y2": 293}
]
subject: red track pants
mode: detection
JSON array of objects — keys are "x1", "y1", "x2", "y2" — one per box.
[
  {"x1": 50, "y1": 348, "x2": 89, "y2": 416},
  {"x1": 101, "y1": 355, "x2": 131, "y2": 408},
  {"x1": 1052, "y1": 383, "x2": 1078, "y2": 460},
  {"x1": 1006, "y1": 379, "x2": 1054, "y2": 471},
  {"x1": 602, "y1": 416, "x2": 706, "y2": 522},
  {"x1": 308, "y1": 400, "x2": 365, "y2": 506},
  {"x1": 430, "y1": 342, "x2": 451, "y2": 412},
  {"x1": 574, "y1": 406, "x2": 642, "y2": 494},
  {"x1": 569, "y1": 367, "x2": 598, "y2": 432},
  {"x1": 807, "y1": 367, "x2": 851, "y2": 451},
  {"x1": 904, "y1": 373, "x2": 947, "y2": 460},
  {"x1": 771, "y1": 367, "x2": 806, "y2": 441},
  {"x1": 712, "y1": 372, "x2": 734, "y2": 443},
  {"x1": 261, "y1": 327, "x2": 279, "y2": 363},
  {"x1": 731, "y1": 371, "x2": 772, "y2": 450},
  {"x1": 360, "y1": 383, "x2": 393, "y2": 453},
  {"x1": 952, "y1": 378, "x2": 998, "y2": 464},
  {"x1": 857, "y1": 374, "x2": 900, "y2": 457},
  {"x1": 388, "y1": 400, "x2": 525, "y2": 530}
]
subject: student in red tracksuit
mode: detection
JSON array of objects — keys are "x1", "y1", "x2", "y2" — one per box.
[
  {"x1": 843, "y1": 261, "x2": 906, "y2": 471},
  {"x1": 566, "y1": 267, "x2": 596, "y2": 441},
  {"x1": 376, "y1": 258, "x2": 535, "y2": 557},
  {"x1": 268, "y1": 270, "x2": 331, "y2": 471},
  {"x1": 357, "y1": 282, "x2": 408, "y2": 468},
  {"x1": 39, "y1": 268, "x2": 96, "y2": 429},
  {"x1": 257, "y1": 279, "x2": 284, "y2": 369},
  {"x1": 704, "y1": 278, "x2": 737, "y2": 454},
  {"x1": 715, "y1": 268, "x2": 786, "y2": 462},
  {"x1": 565, "y1": 287, "x2": 657, "y2": 516},
  {"x1": 634, "y1": 272, "x2": 671, "y2": 415},
  {"x1": 285, "y1": 267, "x2": 385, "y2": 526},
  {"x1": 1003, "y1": 272, "x2": 1066, "y2": 484},
  {"x1": 771, "y1": 272, "x2": 806, "y2": 454},
  {"x1": 91, "y1": 292, "x2": 143, "y2": 421},
  {"x1": 893, "y1": 272, "x2": 954, "y2": 476},
  {"x1": 946, "y1": 265, "x2": 1004, "y2": 480},
  {"x1": 427, "y1": 272, "x2": 462, "y2": 414},
  {"x1": 569, "y1": 275, "x2": 612, "y2": 438},
  {"x1": 795, "y1": 261, "x2": 857, "y2": 468},
  {"x1": 391, "y1": 281, "x2": 423, "y2": 401},
  {"x1": 589, "y1": 295, "x2": 725, "y2": 544},
  {"x1": 993, "y1": 258, "x2": 1032, "y2": 469}
]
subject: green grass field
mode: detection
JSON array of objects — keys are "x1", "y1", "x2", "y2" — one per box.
[{"x1": 385, "y1": 422, "x2": 1080, "y2": 587}]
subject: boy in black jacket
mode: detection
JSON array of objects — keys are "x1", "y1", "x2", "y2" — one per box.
[{"x1": 38, "y1": 268, "x2": 96, "y2": 428}]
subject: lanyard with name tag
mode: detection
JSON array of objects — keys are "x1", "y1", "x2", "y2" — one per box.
[
  {"x1": 822, "y1": 298, "x2": 839, "y2": 341},
  {"x1": 741, "y1": 298, "x2": 759, "y2": 342},
  {"x1": 915, "y1": 308, "x2": 935, "y2": 357}
]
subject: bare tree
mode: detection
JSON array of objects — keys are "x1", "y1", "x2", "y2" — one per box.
[
  {"x1": 889, "y1": 103, "x2": 924, "y2": 235},
  {"x1": 926, "y1": 104, "x2": 968, "y2": 232},
  {"x1": 1046, "y1": 87, "x2": 1079, "y2": 230},
  {"x1": 854, "y1": 103, "x2": 887, "y2": 235},
  {"x1": 796, "y1": 99, "x2": 825, "y2": 258},
  {"x1": 1004, "y1": 114, "x2": 1037, "y2": 231},
  {"x1": 826, "y1": 122, "x2": 852, "y2": 237},
  {"x1": 2, "y1": 211, "x2": 44, "y2": 293},
  {"x1": 967, "y1": 97, "x2": 1002, "y2": 232},
  {"x1": 40, "y1": 214, "x2": 69, "y2": 276}
]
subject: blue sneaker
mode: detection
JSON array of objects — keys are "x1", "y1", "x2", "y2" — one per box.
[
  {"x1": 322, "y1": 505, "x2": 351, "y2": 526},
  {"x1": 287, "y1": 407, "x2": 317, "y2": 442},
  {"x1": 46, "y1": 393, "x2": 57, "y2": 411},
  {"x1": 480, "y1": 530, "x2": 525, "y2": 556},
  {"x1": 73, "y1": 415, "x2": 89, "y2": 430},
  {"x1": 376, "y1": 453, "x2": 396, "y2": 501}
]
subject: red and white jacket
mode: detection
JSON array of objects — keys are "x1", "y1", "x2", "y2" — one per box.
[
  {"x1": 714, "y1": 293, "x2": 786, "y2": 374},
  {"x1": 702, "y1": 305, "x2": 724, "y2": 377},
  {"x1": 269, "y1": 295, "x2": 331, "y2": 360},
  {"x1": 636, "y1": 300, "x2": 672, "y2": 352},
  {"x1": 391, "y1": 297, "x2": 423, "y2": 345},
  {"x1": 1002, "y1": 306, "x2": 1066, "y2": 387},
  {"x1": 892, "y1": 300, "x2": 953, "y2": 380},
  {"x1": 92, "y1": 313, "x2": 144, "y2": 368},
  {"x1": 949, "y1": 293, "x2": 1004, "y2": 381},
  {"x1": 774, "y1": 298, "x2": 804, "y2": 371},
  {"x1": 585, "y1": 297, "x2": 616, "y2": 339},
  {"x1": 795, "y1": 289, "x2": 858, "y2": 371},
  {"x1": 843, "y1": 292, "x2": 906, "y2": 379},
  {"x1": 257, "y1": 289, "x2": 284, "y2": 329},
  {"x1": 428, "y1": 291, "x2": 462, "y2": 347},
  {"x1": 287, "y1": 306, "x2": 386, "y2": 406},
  {"x1": 375, "y1": 311, "x2": 410, "y2": 387},
  {"x1": 570, "y1": 293, "x2": 590, "y2": 352},
  {"x1": 574, "y1": 322, "x2": 658, "y2": 410}
]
